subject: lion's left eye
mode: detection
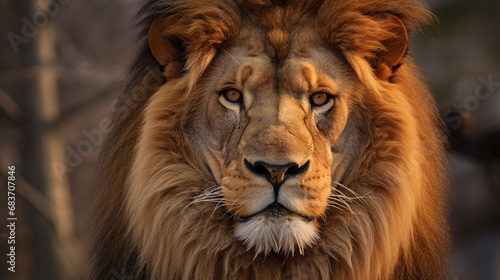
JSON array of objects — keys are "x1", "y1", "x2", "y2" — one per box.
[
  {"x1": 221, "y1": 88, "x2": 243, "y2": 103},
  {"x1": 310, "y1": 92, "x2": 334, "y2": 107},
  {"x1": 219, "y1": 88, "x2": 244, "y2": 112}
]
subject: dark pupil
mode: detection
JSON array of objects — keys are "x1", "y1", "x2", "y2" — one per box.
[
  {"x1": 315, "y1": 93, "x2": 325, "y2": 104},
  {"x1": 227, "y1": 90, "x2": 239, "y2": 101}
]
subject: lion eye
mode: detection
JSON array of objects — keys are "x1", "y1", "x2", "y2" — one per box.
[
  {"x1": 221, "y1": 88, "x2": 243, "y2": 103},
  {"x1": 310, "y1": 92, "x2": 333, "y2": 107}
]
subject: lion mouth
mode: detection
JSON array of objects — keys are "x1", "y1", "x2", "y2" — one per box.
[{"x1": 237, "y1": 202, "x2": 314, "y2": 223}]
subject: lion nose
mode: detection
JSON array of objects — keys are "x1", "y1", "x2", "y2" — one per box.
[{"x1": 244, "y1": 159, "x2": 309, "y2": 196}]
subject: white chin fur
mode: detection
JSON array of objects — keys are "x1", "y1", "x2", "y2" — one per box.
[{"x1": 234, "y1": 215, "x2": 319, "y2": 256}]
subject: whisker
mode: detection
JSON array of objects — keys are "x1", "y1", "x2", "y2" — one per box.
[
  {"x1": 222, "y1": 48, "x2": 240, "y2": 64},
  {"x1": 331, "y1": 181, "x2": 374, "y2": 204},
  {"x1": 327, "y1": 198, "x2": 353, "y2": 213},
  {"x1": 211, "y1": 199, "x2": 226, "y2": 218},
  {"x1": 327, "y1": 204, "x2": 347, "y2": 213},
  {"x1": 192, "y1": 185, "x2": 223, "y2": 204},
  {"x1": 331, "y1": 180, "x2": 361, "y2": 197}
]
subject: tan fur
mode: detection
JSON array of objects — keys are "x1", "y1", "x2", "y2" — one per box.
[{"x1": 91, "y1": 1, "x2": 449, "y2": 279}]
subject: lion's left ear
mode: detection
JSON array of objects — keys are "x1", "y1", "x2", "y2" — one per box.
[
  {"x1": 370, "y1": 13, "x2": 408, "y2": 81},
  {"x1": 324, "y1": 12, "x2": 409, "y2": 83}
]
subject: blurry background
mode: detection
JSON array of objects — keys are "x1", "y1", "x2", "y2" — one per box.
[{"x1": 0, "y1": 0, "x2": 499, "y2": 279}]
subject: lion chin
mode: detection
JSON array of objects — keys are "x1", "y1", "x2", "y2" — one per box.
[{"x1": 234, "y1": 203, "x2": 319, "y2": 256}]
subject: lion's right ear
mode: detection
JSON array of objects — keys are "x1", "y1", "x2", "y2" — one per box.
[
  {"x1": 148, "y1": 17, "x2": 186, "y2": 80},
  {"x1": 147, "y1": 8, "x2": 238, "y2": 89}
]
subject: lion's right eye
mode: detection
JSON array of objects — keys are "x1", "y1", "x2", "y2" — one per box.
[{"x1": 221, "y1": 88, "x2": 243, "y2": 103}]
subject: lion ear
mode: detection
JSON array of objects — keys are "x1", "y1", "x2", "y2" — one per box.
[
  {"x1": 370, "y1": 13, "x2": 408, "y2": 81},
  {"x1": 148, "y1": 17, "x2": 186, "y2": 80}
]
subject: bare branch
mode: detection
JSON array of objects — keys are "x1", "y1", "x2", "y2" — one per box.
[
  {"x1": 0, "y1": 152, "x2": 54, "y2": 225},
  {"x1": 0, "y1": 88, "x2": 25, "y2": 124},
  {"x1": 56, "y1": 84, "x2": 120, "y2": 125}
]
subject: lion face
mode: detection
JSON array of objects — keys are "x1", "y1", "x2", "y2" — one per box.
[{"x1": 186, "y1": 27, "x2": 358, "y2": 255}]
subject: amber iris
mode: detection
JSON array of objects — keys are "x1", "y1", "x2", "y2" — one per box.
[
  {"x1": 310, "y1": 92, "x2": 330, "y2": 106},
  {"x1": 222, "y1": 89, "x2": 242, "y2": 103}
]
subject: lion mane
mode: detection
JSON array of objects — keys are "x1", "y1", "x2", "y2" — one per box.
[{"x1": 91, "y1": 0, "x2": 449, "y2": 279}]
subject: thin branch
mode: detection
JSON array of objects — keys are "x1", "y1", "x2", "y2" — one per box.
[
  {"x1": 0, "y1": 88, "x2": 25, "y2": 124},
  {"x1": 0, "y1": 152, "x2": 54, "y2": 226},
  {"x1": 56, "y1": 84, "x2": 120, "y2": 126}
]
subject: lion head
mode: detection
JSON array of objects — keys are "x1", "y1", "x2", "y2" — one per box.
[{"x1": 91, "y1": 1, "x2": 449, "y2": 279}]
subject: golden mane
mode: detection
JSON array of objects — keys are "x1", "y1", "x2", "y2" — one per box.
[{"x1": 90, "y1": 1, "x2": 449, "y2": 279}]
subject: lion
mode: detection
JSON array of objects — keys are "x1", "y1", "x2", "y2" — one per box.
[{"x1": 90, "y1": 0, "x2": 450, "y2": 279}]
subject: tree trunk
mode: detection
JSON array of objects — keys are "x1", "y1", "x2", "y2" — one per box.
[{"x1": 13, "y1": 0, "x2": 85, "y2": 279}]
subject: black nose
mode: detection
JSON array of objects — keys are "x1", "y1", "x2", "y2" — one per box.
[{"x1": 244, "y1": 159, "x2": 309, "y2": 196}]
